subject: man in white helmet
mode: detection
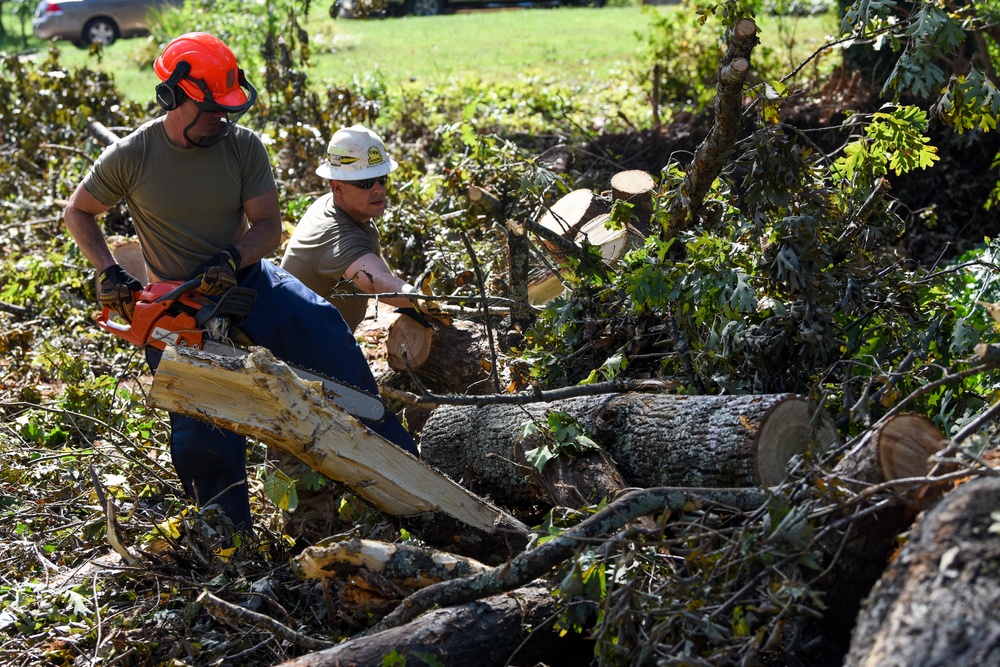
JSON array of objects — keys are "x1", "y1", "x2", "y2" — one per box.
[{"x1": 281, "y1": 124, "x2": 449, "y2": 331}]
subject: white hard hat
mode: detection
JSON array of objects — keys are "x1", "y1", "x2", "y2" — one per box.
[{"x1": 316, "y1": 124, "x2": 399, "y2": 180}]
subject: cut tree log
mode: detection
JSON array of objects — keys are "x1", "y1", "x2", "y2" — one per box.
[
  {"x1": 807, "y1": 413, "x2": 954, "y2": 661},
  {"x1": 274, "y1": 583, "x2": 589, "y2": 667},
  {"x1": 535, "y1": 189, "x2": 610, "y2": 262},
  {"x1": 419, "y1": 393, "x2": 839, "y2": 513},
  {"x1": 843, "y1": 475, "x2": 1000, "y2": 667},
  {"x1": 610, "y1": 169, "x2": 656, "y2": 234},
  {"x1": 146, "y1": 345, "x2": 530, "y2": 563},
  {"x1": 575, "y1": 214, "x2": 645, "y2": 264},
  {"x1": 385, "y1": 316, "x2": 490, "y2": 394}
]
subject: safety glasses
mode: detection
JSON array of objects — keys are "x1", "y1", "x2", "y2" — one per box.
[{"x1": 344, "y1": 175, "x2": 389, "y2": 190}]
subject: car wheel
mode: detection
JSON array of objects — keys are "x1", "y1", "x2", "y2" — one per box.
[
  {"x1": 83, "y1": 18, "x2": 118, "y2": 45},
  {"x1": 406, "y1": 0, "x2": 443, "y2": 16}
]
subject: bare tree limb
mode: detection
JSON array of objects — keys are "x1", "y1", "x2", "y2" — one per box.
[{"x1": 368, "y1": 486, "x2": 767, "y2": 633}]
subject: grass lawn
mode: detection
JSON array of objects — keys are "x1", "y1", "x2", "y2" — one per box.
[{"x1": 2, "y1": 4, "x2": 839, "y2": 102}]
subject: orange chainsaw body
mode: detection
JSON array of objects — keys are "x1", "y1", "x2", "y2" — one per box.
[{"x1": 95, "y1": 281, "x2": 209, "y2": 351}]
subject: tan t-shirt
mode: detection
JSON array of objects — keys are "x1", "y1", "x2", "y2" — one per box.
[
  {"x1": 83, "y1": 118, "x2": 276, "y2": 281},
  {"x1": 280, "y1": 194, "x2": 381, "y2": 331}
]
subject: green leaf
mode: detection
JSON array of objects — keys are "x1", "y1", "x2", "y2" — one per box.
[{"x1": 263, "y1": 470, "x2": 298, "y2": 512}]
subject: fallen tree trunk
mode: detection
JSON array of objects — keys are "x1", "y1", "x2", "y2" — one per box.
[
  {"x1": 385, "y1": 316, "x2": 490, "y2": 394},
  {"x1": 146, "y1": 345, "x2": 529, "y2": 563},
  {"x1": 420, "y1": 393, "x2": 838, "y2": 512},
  {"x1": 274, "y1": 583, "x2": 588, "y2": 667},
  {"x1": 843, "y1": 475, "x2": 1000, "y2": 667}
]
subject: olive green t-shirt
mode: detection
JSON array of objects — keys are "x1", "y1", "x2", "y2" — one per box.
[
  {"x1": 280, "y1": 194, "x2": 381, "y2": 331},
  {"x1": 83, "y1": 118, "x2": 276, "y2": 281}
]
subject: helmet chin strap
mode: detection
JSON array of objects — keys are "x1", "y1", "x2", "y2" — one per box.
[{"x1": 182, "y1": 107, "x2": 232, "y2": 148}]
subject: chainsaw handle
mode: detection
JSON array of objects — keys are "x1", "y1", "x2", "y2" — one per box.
[{"x1": 155, "y1": 278, "x2": 203, "y2": 303}]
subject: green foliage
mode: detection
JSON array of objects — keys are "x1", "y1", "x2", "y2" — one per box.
[
  {"x1": 520, "y1": 410, "x2": 602, "y2": 472},
  {"x1": 833, "y1": 105, "x2": 939, "y2": 182}
]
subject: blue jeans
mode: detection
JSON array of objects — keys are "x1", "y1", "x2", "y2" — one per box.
[{"x1": 146, "y1": 260, "x2": 417, "y2": 531}]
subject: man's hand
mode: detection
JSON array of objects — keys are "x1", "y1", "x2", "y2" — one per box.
[
  {"x1": 191, "y1": 245, "x2": 241, "y2": 298},
  {"x1": 98, "y1": 264, "x2": 143, "y2": 323}
]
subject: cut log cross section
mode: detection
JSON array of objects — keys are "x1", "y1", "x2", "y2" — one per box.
[
  {"x1": 610, "y1": 169, "x2": 656, "y2": 234},
  {"x1": 535, "y1": 189, "x2": 610, "y2": 262}
]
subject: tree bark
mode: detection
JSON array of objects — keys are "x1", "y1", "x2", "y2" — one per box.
[
  {"x1": 419, "y1": 393, "x2": 839, "y2": 512},
  {"x1": 843, "y1": 476, "x2": 1000, "y2": 667},
  {"x1": 666, "y1": 17, "x2": 757, "y2": 236},
  {"x1": 146, "y1": 345, "x2": 529, "y2": 562},
  {"x1": 274, "y1": 583, "x2": 589, "y2": 667},
  {"x1": 386, "y1": 316, "x2": 490, "y2": 394}
]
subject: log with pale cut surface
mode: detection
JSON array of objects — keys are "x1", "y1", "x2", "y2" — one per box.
[
  {"x1": 146, "y1": 345, "x2": 530, "y2": 562},
  {"x1": 535, "y1": 188, "x2": 610, "y2": 261},
  {"x1": 610, "y1": 169, "x2": 656, "y2": 233},
  {"x1": 385, "y1": 316, "x2": 490, "y2": 394},
  {"x1": 420, "y1": 392, "x2": 839, "y2": 512}
]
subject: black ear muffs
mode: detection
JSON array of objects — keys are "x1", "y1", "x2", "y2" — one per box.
[{"x1": 155, "y1": 60, "x2": 193, "y2": 111}]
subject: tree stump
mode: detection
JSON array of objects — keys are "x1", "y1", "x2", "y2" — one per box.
[
  {"x1": 843, "y1": 476, "x2": 1000, "y2": 667},
  {"x1": 610, "y1": 169, "x2": 656, "y2": 234},
  {"x1": 385, "y1": 316, "x2": 490, "y2": 394},
  {"x1": 419, "y1": 393, "x2": 839, "y2": 513},
  {"x1": 535, "y1": 189, "x2": 610, "y2": 262}
]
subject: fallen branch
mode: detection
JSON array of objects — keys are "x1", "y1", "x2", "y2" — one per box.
[
  {"x1": 197, "y1": 591, "x2": 335, "y2": 652},
  {"x1": 368, "y1": 486, "x2": 767, "y2": 633}
]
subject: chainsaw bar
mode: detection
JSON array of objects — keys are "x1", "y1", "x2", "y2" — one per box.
[{"x1": 198, "y1": 339, "x2": 387, "y2": 422}]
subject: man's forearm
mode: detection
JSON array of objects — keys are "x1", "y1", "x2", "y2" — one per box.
[{"x1": 64, "y1": 207, "x2": 116, "y2": 273}]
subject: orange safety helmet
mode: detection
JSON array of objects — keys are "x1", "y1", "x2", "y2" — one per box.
[{"x1": 153, "y1": 32, "x2": 256, "y2": 113}]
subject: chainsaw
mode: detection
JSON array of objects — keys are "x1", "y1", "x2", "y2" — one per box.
[{"x1": 95, "y1": 279, "x2": 386, "y2": 421}]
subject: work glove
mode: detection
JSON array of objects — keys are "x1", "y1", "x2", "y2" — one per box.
[
  {"x1": 98, "y1": 263, "x2": 143, "y2": 323},
  {"x1": 414, "y1": 298, "x2": 453, "y2": 327},
  {"x1": 191, "y1": 245, "x2": 241, "y2": 298}
]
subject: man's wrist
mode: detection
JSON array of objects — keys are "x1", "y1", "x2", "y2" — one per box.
[{"x1": 225, "y1": 244, "x2": 243, "y2": 269}]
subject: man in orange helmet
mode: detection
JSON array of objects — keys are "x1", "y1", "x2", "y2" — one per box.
[{"x1": 62, "y1": 33, "x2": 418, "y2": 537}]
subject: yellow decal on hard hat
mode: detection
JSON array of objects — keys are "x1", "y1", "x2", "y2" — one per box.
[
  {"x1": 367, "y1": 146, "x2": 384, "y2": 166},
  {"x1": 329, "y1": 154, "x2": 360, "y2": 167}
]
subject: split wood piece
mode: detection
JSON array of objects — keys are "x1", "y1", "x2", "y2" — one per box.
[
  {"x1": 146, "y1": 345, "x2": 530, "y2": 562},
  {"x1": 535, "y1": 189, "x2": 610, "y2": 262},
  {"x1": 575, "y1": 214, "x2": 646, "y2": 264},
  {"x1": 291, "y1": 537, "x2": 489, "y2": 587},
  {"x1": 92, "y1": 238, "x2": 147, "y2": 295},
  {"x1": 274, "y1": 584, "x2": 588, "y2": 667},
  {"x1": 419, "y1": 393, "x2": 839, "y2": 513},
  {"x1": 610, "y1": 169, "x2": 656, "y2": 234},
  {"x1": 291, "y1": 538, "x2": 491, "y2": 615},
  {"x1": 385, "y1": 316, "x2": 490, "y2": 394},
  {"x1": 843, "y1": 476, "x2": 1000, "y2": 667},
  {"x1": 808, "y1": 413, "x2": 954, "y2": 657}
]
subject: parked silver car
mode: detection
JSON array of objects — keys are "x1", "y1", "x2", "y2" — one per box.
[{"x1": 33, "y1": 0, "x2": 174, "y2": 46}]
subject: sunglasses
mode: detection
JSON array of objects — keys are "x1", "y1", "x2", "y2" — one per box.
[{"x1": 344, "y1": 175, "x2": 389, "y2": 190}]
